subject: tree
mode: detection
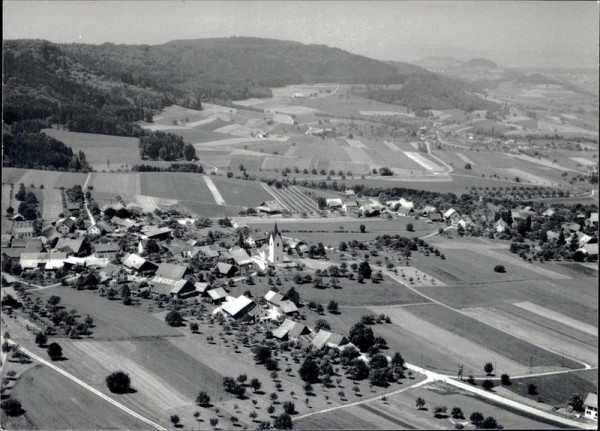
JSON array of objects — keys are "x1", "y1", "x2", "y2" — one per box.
[
  {"x1": 527, "y1": 383, "x2": 537, "y2": 395},
  {"x1": 483, "y1": 362, "x2": 494, "y2": 375},
  {"x1": 481, "y1": 416, "x2": 500, "y2": 429},
  {"x1": 357, "y1": 261, "x2": 372, "y2": 279},
  {"x1": 347, "y1": 358, "x2": 369, "y2": 380},
  {"x1": 369, "y1": 367, "x2": 392, "y2": 387},
  {"x1": 273, "y1": 413, "x2": 293, "y2": 429},
  {"x1": 253, "y1": 345, "x2": 271, "y2": 364},
  {"x1": 327, "y1": 300, "x2": 339, "y2": 314},
  {"x1": 282, "y1": 401, "x2": 295, "y2": 414},
  {"x1": 314, "y1": 319, "x2": 331, "y2": 331},
  {"x1": 165, "y1": 310, "x2": 183, "y2": 326},
  {"x1": 369, "y1": 354, "x2": 389, "y2": 370},
  {"x1": 348, "y1": 322, "x2": 374, "y2": 352},
  {"x1": 170, "y1": 415, "x2": 180, "y2": 427},
  {"x1": 500, "y1": 374, "x2": 511, "y2": 385},
  {"x1": 237, "y1": 373, "x2": 248, "y2": 385},
  {"x1": 569, "y1": 393, "x2": 584, "y2": 412},
  {"x1": 407, "y1": 223, "x2": 414, "y2": 232},
  {"x1": 106, "y1": 371, "x2": 131, "y2": 393},
  {"x1": 47, "y1": 295, "x2": 61, "y2": 307},
  {"x1": 416, "y1": 397, "x2": 426, "y2": 410},
  {"x1": 47, "y1": 342, "x2": 62, "y2": 360},
  {"x1": 190, "y1": 322, "x2": 199, "y2": 333},
  {"x1": 299, "y1": 358, "x2": 320, "y2": 383},
  {"x1": 470, "y1": 412, "x2": 484, "y2": 426},
  {"x1": 250, "y1": 378, "x2": 262, "y2": 393},
  {"x1": 464, "y1": 163, "x2": 472, "y2": 170},
  {"x1": 210, "y1": 418, "x2": 219, "y2": 427},
  {"x1": 433, "y1": 406, "x2": 447, "y2": 417},
  {"x1": 339, "y1": 241, "x2": 348, "y2": 251},
  {"x1": 493, "y1": 265, "x2": 506, "y2": 273},
  {"x1": 451, "y1": 407, "x2": 464, "y2": 419},
  {"x1": 391, "y1": 352, "x2": 405, "y2": 370},
  {"x1": 482, "y1": 380, "x2": 494, "y2": 391},
  {"x1": 359, "y1": 224, "x2": 366, "y2": 233},
  {"x1": 196, "y1": 391, "x2": 210, "y2": 407},
  {"x1": 183, "y1": 143, "x2": 196, "y2": 161},
  {"x1": 284, "y1": 287, "x2": 301, "y2": 306},
  {"x1": 1, "y1": 398, "x2": 23, "y2": 416},
  {"x1": 35, "y1": 332, "x2": 48, "y2": 346}
]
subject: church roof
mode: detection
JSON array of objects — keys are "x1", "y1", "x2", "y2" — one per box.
[{"x1": 268, "y1": 223, "x2": 282, "y2": 242}]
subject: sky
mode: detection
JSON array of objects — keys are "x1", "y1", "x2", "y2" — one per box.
[{"x1": 3, "y1": 1, "x2": 599, "y2": 68}]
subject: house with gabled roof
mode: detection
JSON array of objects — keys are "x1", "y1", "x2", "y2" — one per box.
[
  {"x1": 272, "y1": 319, "x2": 311, "y2": 340},
  {"x1": 216, "y1": 262, "x2": 237, "y2": 277},
  {"x1": 326, "y1": 198, "x2": 343, "y2": 209},
  {"x1": 256, "y1": 200, "x2": 285, "y2": 215},
  {"x1": 342, "y1": 200, "x2": 358, "y2": 213},
  {"x1": 56, "y1": 217, "x2": 77, "y2": 235},
  {"x1": 207, "y1": 287, "x2": 228, "y2": 304},
  {"x1": 55, "y1": 238, "x2": 87, "y2": 257},
  {"x1": 122, "y1": 253, "x2": 158, "y2": 275},
  {"x1": 99, "y1": 263, "x2": 128, "y2": 284},
  {"x1": 94, "y1": 242, "x2": 120, "y2": 259},
  {"x1": 311, "y1": 329, "x2": 350, "y2": 350},
  {"x1": 584, "y1": 392, "x2": 597, "y2": 421},
  {"x1": 221, "y1": 295, "x2": 256, "y2": 319},
  {"x1": 494, "y1": 219, "x2": 509, "y2": 233}
]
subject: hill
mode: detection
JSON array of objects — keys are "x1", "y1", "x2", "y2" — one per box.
[{"x1": 4, "y1": 37, "x2": 500, "y2": 130}]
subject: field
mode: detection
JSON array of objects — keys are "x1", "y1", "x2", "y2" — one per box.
[
  {"x1": 262, "y1": 185, "x2": 319, "y2": 213},
  {"x1": 30, "y1": 287, "x2": 182, "y2": 340},
  {"x1": 35, "y1": 187, "x2": 64, "y2": 220},
  {"x1": 139, "y1": 172, "x2": 217, "y2": 204},
  {"x1": 42, "y1": 129, "x2": 142, "y2": 171},
  {"x1": 2, "y1": 168, "x2": 88, "y2": 189},
  {"x1": 4, "y1": 364, "x2": 149, "y2": 430},
  {"x1": 200, "y1": 175, "x2": 273, "y2": 207},
  {"x1": 296, "y1": 381, "x2": 557, "y2": 430}
]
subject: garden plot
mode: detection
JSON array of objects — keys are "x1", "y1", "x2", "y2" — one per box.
[
  {"x1": 346, "y1": 148, "x2": 376, "y2": 166},
  {"x1": 403, "y1": 151, "x2": 445, "y2": 172},
  {"x1": 382, "y1": 141, "x2": 400, "y2": 151},
  {"x1": 461, "y1": 305, "x2": 597, "y2": 367}
]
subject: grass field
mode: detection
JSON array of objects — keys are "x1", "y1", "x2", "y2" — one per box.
[
  {"x1": 30, "y1": 287, "x2": 182, "y2": 340},
  {"x1": 138, "y1": 172, "x2": 216, "y2": 204},
  {"x1": 408, "y1": 304, "x2": 580, "y2": 370},
  {"x1": 4, "y1": 364, "x2": 149, "y2": 430},
  {"x1": 37, "y1": 187, "x2": 64, "y2": 220},
  {"x1": 504, "y1": 370, "x2": 598, "y2": 407},
  {"x1": 89, "y1": 172, "x2": 141, "y2": 198},
  {"x1": 201, "y1": 176, "x2": 273, "y2": 207},
  {"x1": 42, "y1": 129, "x2": 141, "y2": 171},
  {"x1": 461, "y1": 303, "x2": 597, "y2": 367},
  {"x1": 2, "y1": 168, "x2": 88, "y2": 189}
]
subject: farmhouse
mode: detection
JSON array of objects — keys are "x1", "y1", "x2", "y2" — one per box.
[
  {"x1": 156, "y1": 262, "x2": 189, "y2": 280},
  {"x1": 360, "y1": 203, "x2": 382, "y2": 217},
  {"x1": 577, "y1": 243, "x2": 598, "y2": 257},
  {"x1": 272, "y1": 319, "x2": 311, "y2": 341},
  {"x1": 122, "y1": 253, "x2": 158, "y2": 275},
  {"x1": 386, "y1": 200, "x2": 403, "y2": 211},
  {"x1": 345, "y1": 189, "x2": 356, "y2": 199},
  {"x1": 264, "y1": 290, "x2": 298, "y2": 315},
  {"x1": 55, "y1": 238, "x2": 87, "y2": 257},
  {"x1": 143, "y1": 227, "x2": 173, "y2": 241},
  {"x1": 94, "y1": 242, "x2": 120, "y2": 259},
  {"x1": 584, "y1": 392, "x2": 598, "y2": 421},
  {"x1": 399, "y1": 198, "x2": 414, "y2": 209},
  {"x1": 443, "y1": 208, "x2": 461, "y2": 222},
  {"x1": 20, "y1": 252, "x2": 68, "y2": 271},
  {"x1": 396, "y1": 207, "x2": 414, "y2": 217},
  {"x1": 588, "y1": 212, "x2": 598, "y2": 225},
  {"x1": 229, "y1": 246, "x2": 254, "y2": 273},
  {"x1": 88, "y1": 221, "x2": 114, "y2": 236},
  {"x1": 256, "y1": 200, "x2": 285, "y2": 215},
  {"x1": 342, "y1": 200, "x2": 358, "y2": 213},
  {"x1": 429, "y1": 212, "x2": 443, "y2": 222},
  {"x1": 99, "y1": 263, "x2": 128, "y2": 284},
  {"x1": 216, "y1": 262, "x2": 237, "y2": 277},
  {"x1": 152, "y1": 278, "x2": 196, "y2": 298},
  {"x1": 1, "y1": 234, "x2": 12, "y2": 248},
  {"x1": 542, "y1": 208, "x2": 556, "y2": 217},
  {"x1": 326, "y1": 198, "x2": 343, "y2": 210},
  {"x1": 193, "y1": 282, "x2": 210, "y2": 295},
  {"x1": 419, "y1": 205, "x2": 437, "y2": 217},
  {"x1": 221, "y1": 295, "x2": 256, "y2": 319},
  {"x1": 13, "y1": 221, "x2": 35, "y2": 239},
  {"x1": 56, "y1": 217, "x2": 77, "y2": 235},
  {"x1": 207, "y1": 287, "x2": 228, "y2": 304},
  {"x1": 311, "y1": 330, "x2": 350, "y2": 351}
]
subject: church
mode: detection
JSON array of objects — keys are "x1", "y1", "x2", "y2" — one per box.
[{"x1": 258, "y1": 223, "x2": 283, "y2": 265}]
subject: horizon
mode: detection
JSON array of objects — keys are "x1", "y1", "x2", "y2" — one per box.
[{"x1": 3, "y1": 1, "x2": 599, "y2": 69}]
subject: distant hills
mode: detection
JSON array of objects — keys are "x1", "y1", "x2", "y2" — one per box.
[{"x1": 3, "y1": 37, "x2": 500, "y2": 133}]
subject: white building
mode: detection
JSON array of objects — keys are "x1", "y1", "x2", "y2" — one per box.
[
  {"x1": 261, "y1": 223, "x2": 283, "y2": 264},
  {"x1": 584, "y1": 393, "x2": 597, "y2": 421}
]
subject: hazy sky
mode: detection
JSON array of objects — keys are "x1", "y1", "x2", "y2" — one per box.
[{"x1": 3, "y1": 1, "x2": 598, "y2": 68}]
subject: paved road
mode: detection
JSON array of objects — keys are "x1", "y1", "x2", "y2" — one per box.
[{"x1": 5, "y1": 339, "x2": 167, "y2": 430}]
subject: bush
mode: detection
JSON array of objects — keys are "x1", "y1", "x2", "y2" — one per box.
[
  {"x1": 451, "y1": 407, "x2": 464, "y2": 419},
  {"x1": 433, "y1": 406, "x2": 447, "y2": 417},
  {"x1": 35, "y1": 332, "x2": 48, "y2": 346},
  {"x1": 1, "y1": 399, "x2": 24, "y2": 416},
  {"x1": 282, "y1": 401, "x2": 295, "y2": 414},
  {"x1": 196, "y1": 391, "x2": 210, "y2": 407},
  {"x1": 470, "y1": 412, "x2": 484, "y2": 426},
  {"x1": 482, "y1": 380, "x2": 494, "y2": 391},
  {"x1": 165, "y1": 310, "x2": 183, "y2": 326},
  {"x1": 528, "y1": 383, "x2": 538, "y2": 395},
  {"x1": 500, "y1": 374, "x2": 511, "y2": 385},
  {"x1": 273, "y1": 413, "x2": 293, "y2": 429},
  {"x1": 483, "y1": 362, "x2": 494, "y2": 375},
  {"x1": 493, "y1": 265, "x2": 506, "y2": 273},
  {"x1": 106, "y1": 371, "x2": 131, "y2": 394}
]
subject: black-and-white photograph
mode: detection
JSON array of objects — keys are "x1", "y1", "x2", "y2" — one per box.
[{"x1": 1, "y1": 1, "x2": 598, "y2": 430}]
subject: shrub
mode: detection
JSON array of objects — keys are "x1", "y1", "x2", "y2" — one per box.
[
  {"x1": 493, "y1": 265, "x2": 506, "y2": 273},
  {"x1": 282, "y1": 401, "x2": 295, "y2": 414},
  {"x1": 35, "y1": 332, "x2": 48, "y2": 346},
  {"x1": 273, "y1": 413, "x2": 293, "y2": 429},
  {"x1": 470, "y1": 411, "x2": 484, "y2": 426},
  {"x1": 451, "y1": 407, "x2": 464, "y2": 419},
  {"x1": 528, "y1": 383, "x2": 538, "y2": 395},
  {"x1": 165, "y1": 310, "x2": 183, "y2": 326},
  {"x1": 500, "y1": 374, "x2": 511, "y2": 385},
  {"x1": 482, "y1": 380, "x2": 494, "y2": 391},
  {"x1": 1, "y1": 399, "x2": 24, "y2": 416},
  {"x1": 47, "y1": 342, "x2": 62, "y2": 360},
  {"x1": 196, "y1": 391, "x2": 210, "y2": 407},
  {"x1": 106, "y1": 371, "x2": 131, "y2": 394}
]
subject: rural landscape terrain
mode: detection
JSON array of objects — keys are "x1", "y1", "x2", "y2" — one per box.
[{"x1": 1, "y1": 4, "x2": 599, "y2": 430}]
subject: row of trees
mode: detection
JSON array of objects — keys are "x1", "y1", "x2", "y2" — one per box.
[{"x1": 138, "y1": 131, "x2": 196, "y2": 161}]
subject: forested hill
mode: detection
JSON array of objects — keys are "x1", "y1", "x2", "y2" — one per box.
[{"x1": 4, "y1": 37, "x2": 497, "y2": 129}]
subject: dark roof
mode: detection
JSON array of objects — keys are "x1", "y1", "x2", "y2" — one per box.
[{"x1": 156, "y1": 262, "x2": 188, "y2": 280}]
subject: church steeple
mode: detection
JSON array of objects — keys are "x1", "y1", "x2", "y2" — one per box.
[{"x1": 269, "y1": 223, "x2": 281, "y2": 241}]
